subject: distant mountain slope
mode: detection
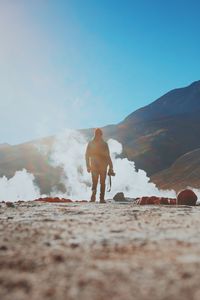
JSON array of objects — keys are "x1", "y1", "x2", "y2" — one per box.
[
  {"x1": 151, "y1": 148, "x2": 200, "y2": 191},
  {"x1": 103, "y1": 111, "x2": 200, "y2": 175},
  {"x1": 103, "y1": 80, "x2": 200, "y2": 175},
  {"x1": 122, "y1": 80, "x2": 200, "y2": 124},
  {"x1": 0, "y1": 80, "x2": 200, "y2": 194}
]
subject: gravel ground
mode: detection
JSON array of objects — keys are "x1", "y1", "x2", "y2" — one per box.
[{"x1": 1, "y1": 201, "x2": 200, "y2": 300}]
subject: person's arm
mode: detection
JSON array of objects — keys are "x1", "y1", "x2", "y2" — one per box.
[
  {"x1": 85, "y1": 142, "x2": 91, "y2": 172},
  {"x1": 105, "y1": 143, "x2": 113, "y2": 171}
]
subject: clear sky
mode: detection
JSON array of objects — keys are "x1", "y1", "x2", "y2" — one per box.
[{"x1": 0, "y1": 0, "x2": 200, "y2": 145}]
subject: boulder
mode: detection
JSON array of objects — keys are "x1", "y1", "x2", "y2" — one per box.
[
  {"x1": 113, "y1": 192, "x2": 126, "y2": 201},
  {"x1": 177, "y1": 189, "x2": 197, "y2": 206}
]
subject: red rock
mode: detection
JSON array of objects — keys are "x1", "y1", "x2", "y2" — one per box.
[
  {"x1": 177, "y1": 189, "x2": 197, "y2": 206},
  {"x1": 159, "y1": 197, "x2": 169, "y2": 205},
  {"x1": 168, "y1": 198, "x2": 177, "y2": 205},
  {"x1": 137, "y1": 196, "x2": 177, "y2": 205},
  {"x1": 150, "y1": 196, "x2": 160, "y2": 204},
  {"x1": 137, "y1": 196, "x2": 152, "y2": 205},
  {"x1": 34, "y1": 197, "x2": 72, "y2": 203},
  {"x1": 159, "y1": 197, "x2": 177, "y2": 205}
]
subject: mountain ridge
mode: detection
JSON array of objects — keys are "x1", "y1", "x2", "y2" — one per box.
[{"x1": 122, "y1": 80, "x2": 200, "y2": 124}]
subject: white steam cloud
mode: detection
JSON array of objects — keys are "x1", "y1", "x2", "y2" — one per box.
[
  {"x1": 50, "y1": 129, "x2": 176, "y2": 199},
  {"x1": 0, "y1": 169, "x2": 40, "y2": 201},
  {"x1": 5, "y1": 129, "x2": 200, "y2": 202}
]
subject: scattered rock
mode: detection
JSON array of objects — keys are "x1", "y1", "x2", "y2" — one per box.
[
  {"x1": 137, "y1": 196, "x2": 176, "y2": 205},
  {"x1": 34, "y1": 197, "x2": 72, "y2": 203},
  {"x1": 0, "y1": 245, "x2": 8, "y2": 251},
  {"x1": 136, "y1": 192, "x2": 197, "y2": 206},
  {"x1": 44, "y1": 287, "x2": 56, "y2": 297},
  {"x1": 7, "y1": 279, "x2": 32, "y2": 293},
  {"x1": 43, "y1": 218, "x2": 55, "y2": 222},
  {"x1": 182, "y1": 272, "x2": 192, "y2": 279},
  {"x1": 6, "y1": 202, "x2": 15, "y2": 208},
  {"x1": 75, "y1": 200, "x2": 88, "y2": 203},
  {"x1": 160, "y1": 197, "x2": 177, "y2": 205},
  {"x1": 70, "y1": 242, "x2": 79, "y2": 248},
  {"x1": 54, "y1": 234, "x2": 61, "y2": 240},
  {"x1": 52, "y1": 253, "x2": 65, "y2": 263},
  {"x1": 44, "y1": 241, "x2": 51, "y2": 247}
]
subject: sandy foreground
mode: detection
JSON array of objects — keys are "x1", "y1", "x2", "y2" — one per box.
[{"x1": 1, "y1": 201, "x2": 200, "y2": 300}]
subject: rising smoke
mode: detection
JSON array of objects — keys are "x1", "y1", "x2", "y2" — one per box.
[
  {"x1": 49, "y1": 129, "x2": 176, "y2": 199},
  {"x1": 0, "y1": 169, "x2": 40, "y2": 201}
]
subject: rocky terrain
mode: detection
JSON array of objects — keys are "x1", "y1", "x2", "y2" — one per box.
[
  {"x1": 1, "y1": 200, "x2": 200, "y2": 300},
  {"x1": 152, "y1": 148, "x2": 200, "y2": 191}
]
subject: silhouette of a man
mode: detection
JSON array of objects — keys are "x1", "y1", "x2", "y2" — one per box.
[{"x1": 85, "y1": 128, "x2": 114, "y2": 203}]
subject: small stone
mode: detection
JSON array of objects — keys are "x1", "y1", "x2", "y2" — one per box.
[
  {"x1": 70, "y1": 242, "x2": 79, "y2": 248},
  {"x1": 54, "y1": 234, "x2": 61, "y2": 240},
  {"x1": 6, "y1": 202, "x2": 15, "y2": 208},
  {"x1": 45, "y1": 287, "x2": 56, "y2": 297},
  {"x1": 52, "y1": 253, "x2": 65, "y2": 262},
  {"x1": 182, "y1": 272, "x2": 192, "y2": 279},
  {"x1": 0, "y1": 245, "x2": 8, "y2": 251},
  {"x1": 44, "y1": 241, "x2": 51, "y2": 247}
]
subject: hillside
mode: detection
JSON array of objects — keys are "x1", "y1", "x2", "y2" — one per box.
[
  {"x1": 0, "y1": 137, "x2": 65, "y2": 195},
  {"x1": 151, "y1": 148, "x2": 200, "y2": 191},
  {"x1": 103, "y1": 80, "x2": 200, "y2": 175}
]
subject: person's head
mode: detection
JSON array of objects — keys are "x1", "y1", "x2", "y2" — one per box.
[{"x1": 94, "y1": 128, "x2": 103, "y2": 139}]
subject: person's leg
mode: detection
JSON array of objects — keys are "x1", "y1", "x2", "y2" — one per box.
[
  {"x1": 90, "y1": 171, "x2": 99, "y2": 202},
  {"x1": 99, "y1": 170, "x2": 107, "y2": 203}
]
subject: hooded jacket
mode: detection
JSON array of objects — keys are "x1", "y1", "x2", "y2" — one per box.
[{"x1": 85, "y1": 137, "x2": 113, "y2": 172}]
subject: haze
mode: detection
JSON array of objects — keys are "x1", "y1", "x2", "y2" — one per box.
[{"x1": 0, "y1": 0, "x2": 200, "y2": 144}]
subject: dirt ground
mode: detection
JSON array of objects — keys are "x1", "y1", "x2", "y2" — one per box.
[{"x1": 1, "y1": 200, "x2": 200, "y2": 300}]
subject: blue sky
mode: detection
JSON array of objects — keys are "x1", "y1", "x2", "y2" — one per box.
[{"x1": 0, "y1": 0, "x2": 200, "y2": 144}]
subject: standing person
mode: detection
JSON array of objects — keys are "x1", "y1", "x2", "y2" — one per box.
[{"x1": 85, "y1": 128, "x2": 114, "y2": 203}]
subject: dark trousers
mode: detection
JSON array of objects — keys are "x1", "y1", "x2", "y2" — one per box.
[{"x1": 91, "y1": 170, "x2": 107, "y2": 201}]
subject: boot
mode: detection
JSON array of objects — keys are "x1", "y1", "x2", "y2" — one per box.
[
  {"x1": 100, "y1": 183, "x2": 106, "y2": 203},
  {"x1": 90, "y1": 190, "x2": 96, "y2": 202},
  {"x1": 99, "y1": 199, "x2": 106, "y2": 203}
]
